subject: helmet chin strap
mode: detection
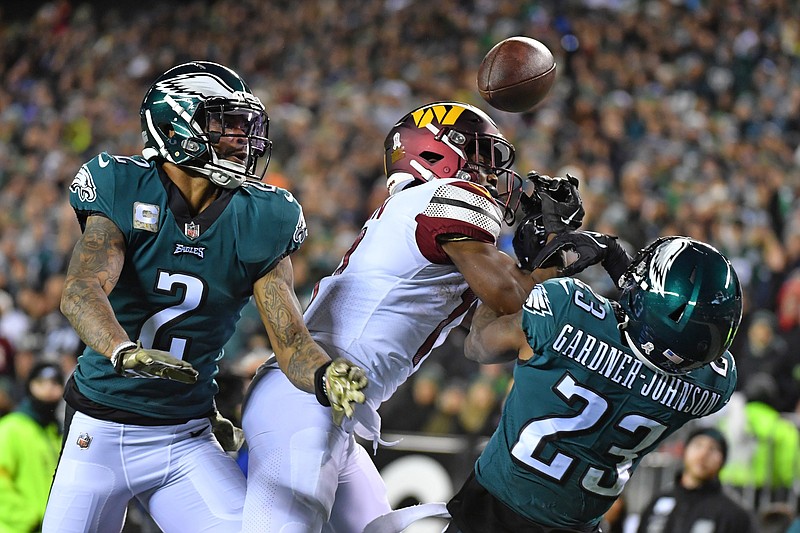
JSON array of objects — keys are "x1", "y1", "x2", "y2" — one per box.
[
  {"x1": 623, "y1": 331, "x2": 670, "y2": 375},
  {"x1": 484, "y1": 184, "x2": 516, "y2": 225},
  {"x1": 212, "y1": 159, "x2": 247, "y2": 188}
]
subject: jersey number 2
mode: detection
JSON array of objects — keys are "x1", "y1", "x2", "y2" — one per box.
[
  {"x1": 139, "y1": 271, "x2": 206, "y2": 359},
  {"x1": 511, "y1": 372, "x2": 667, "y2": 497}
]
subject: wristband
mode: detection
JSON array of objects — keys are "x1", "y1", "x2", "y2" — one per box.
[
  {"x1": 110, "y1": 341, "x2": 137, "y2": 373},
  {"x1": 314, "y1": 361, "x2": 332, "y2": 407}
]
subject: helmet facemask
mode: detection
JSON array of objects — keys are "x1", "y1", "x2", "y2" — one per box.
[
  {"x1": 187, "y1": 98, "x2": 272, "y2": 188},
  {"x1": 459, "y1": 129, "x2": 523, "y2": 224}
]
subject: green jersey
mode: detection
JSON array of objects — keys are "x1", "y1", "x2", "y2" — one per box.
[
  {"x1": 476, "y1": 278, "x2": 736, "y2": 529},
  {"x1": 67, "y1": 152, "x2": 307, "y2": 419}
]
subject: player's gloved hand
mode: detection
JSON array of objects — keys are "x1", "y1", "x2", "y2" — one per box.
[
  {"x1": 532, "y1": 230, "x2": 632, "y2": 287},
  {"x1": 111, "y1": 341, "x2": 199, "y2": 384},
  {"x1": 512, "y1": 213, "x2": 547, "y2": 271},
  {"x1": 209, "y1": 411, "x2": 245, "y2": 452},
  {"x1": 314, "y1": 358, "x2": 368, "y2": 426},
  {"x1": 528, "y1": 171, "x2": 584, "y2": 234}
]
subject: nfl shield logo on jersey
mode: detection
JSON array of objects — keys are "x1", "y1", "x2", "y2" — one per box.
[
  {"x1": 185, "y1": 221, "x2": 200, "y2": 239},
  {"x1": 76, "y1": 432, "x2": 92, "y2": 450}
]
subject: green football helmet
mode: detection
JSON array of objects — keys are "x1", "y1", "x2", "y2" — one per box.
[
  {"x1": 140, "y1": 61, "x2": 271, "y2": 188},
  {"x1": 619, "y1": 236, "x2": 743, "y2": 375}
]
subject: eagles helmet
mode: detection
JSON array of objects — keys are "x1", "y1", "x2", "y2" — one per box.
[
  {"x1": 619, "y1": 236, "x2": 743, "y2": 375},
  {"x1": 140, "y1": 61, "x2": 272, "y2": 188},
  {"x1": 384, "y1": 101, "x2": 522, "y2": 222}
]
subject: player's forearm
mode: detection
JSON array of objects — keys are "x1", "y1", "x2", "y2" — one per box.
[
  {"x1": 255, "y1": 257, "x2": 331, "y2": 393},
  {"x1": 464, "y1": 304, "x2": 521, "y2": 363},
  {"x1": 470, "y1": 260, "x2": 534, "y2": 315},
  {"x1": 276, "y1": 338, "x2": 330, "y2": 393},
  {"x1": 61, "y1": 278, "x2": 129, "y2": 357},
  {"x1": 61, "y1": 217, "x2": 129, "y2": 357}
]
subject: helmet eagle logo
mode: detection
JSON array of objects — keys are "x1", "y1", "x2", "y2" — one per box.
[{"x1": 649, "y1": 238, "x2": 689, "y2": 296}]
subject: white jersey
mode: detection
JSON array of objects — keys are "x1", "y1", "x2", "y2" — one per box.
[{"x1": 304, "y1": 178, "x2": 503, "y2": 438}]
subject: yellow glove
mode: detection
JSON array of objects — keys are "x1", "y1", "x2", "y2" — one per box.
[
  {"x1": 314, "y1": 358, "x2": 368, "y2": 426},
  {"x1": 111, "y1": 341, "x2": 198, "y2": 384},
  {"x1": 209, "y1": 411, "x2": 245, "y2": 452}
]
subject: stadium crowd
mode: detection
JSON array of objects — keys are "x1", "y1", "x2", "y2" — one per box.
[{"x1": 2, "y1": 0, "x2": 800, "y2": 529}]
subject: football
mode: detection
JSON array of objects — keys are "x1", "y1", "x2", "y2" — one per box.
[{"x1": 477, "y1": 36, "x2": 557, "y2": 113}]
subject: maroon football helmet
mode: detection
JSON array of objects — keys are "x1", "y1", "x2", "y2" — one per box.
[{"x1": 383, "y1": 102, "x2": 522, "y2": 222}]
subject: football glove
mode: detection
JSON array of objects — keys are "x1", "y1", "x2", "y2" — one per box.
[
  {"x1": 111, "y1": 341, "x2": 199, "y2": 384},
  {"x1": 528, "y1": 171, "x2": 584, "y2": 234},
  {"x1": 533, "y1": 230, "x2": 632, "y2": 286},
  {"x1": 314, "y1": 358, "x2": 368, "y2": 426},
  {"x1": 209, "y1": 411, "x2": 245, "y2": 452},
  {"x1": 512, "y1": 213, "x2": 547, "y2": 271}
]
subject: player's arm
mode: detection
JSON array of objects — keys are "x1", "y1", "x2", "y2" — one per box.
[
  {"x1": 441, "y1": 239, "x2": 557, "y2": 315},
  {"x1": 253, "y1": 256, "x2": 367, "y2": 423},
  {"x1": 61, "y1": 215, "x2": 130, "y2": 356},
  {"x1": 61, "y1": 215, "x2": 198, "y2": 382},
  {"x1": 253, "y1": 255, "x2": 330, "y2": 393},
  {"x1": 464, "y1": 303, "x2": 532, "y2": 364}
]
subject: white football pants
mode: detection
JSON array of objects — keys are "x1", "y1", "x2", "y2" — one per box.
[
  {"x1": 43, "y1": 410, "x2": 246, "y2": 533},
  {"x1": 242, "y1": 366, "x2": 391, "y2": 533}
]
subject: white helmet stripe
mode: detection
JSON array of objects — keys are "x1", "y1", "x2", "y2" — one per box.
[
  {"x1": 163, "y1": 94, "x2": 204, "y2": 135},
  {"x1": 143, "y1": 109, "x2": 169, "y2": 159}
]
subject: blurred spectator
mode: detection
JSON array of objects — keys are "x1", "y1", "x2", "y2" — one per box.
[
  {"x1": 733, "y1": 309, "x2": 799, "y2": 413},
  {"x1": 457, "y1": 372, "x2": 503, "y2": 437},
  {"x1": 719, "y1": 373, "x2": 800, "y2": 512},
  {"x1": 380, "y1": 363, "x2": 444, "y2": 433},
  {"x1": 636, "y1": 427, "x2": 757, "y2": 533},
  {"x1": 421, "y1": 380, "x2": 467, "y2": 435},
  {"x1": 0, "y1": 360, "x2": 64, "y2": 533}
]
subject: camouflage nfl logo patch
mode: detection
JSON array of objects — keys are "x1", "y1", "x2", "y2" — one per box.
[{"x1": 76, "y1": 432, "x2": 92, "y2": 450}]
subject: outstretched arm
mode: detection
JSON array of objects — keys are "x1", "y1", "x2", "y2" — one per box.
[
  {"x1": 253, "y1": 256, "x2": 330, "y2": 393},
  {"x1": 442, "y1": 239, "x2": 560, "y2": 315},
  {"x1": 441, "y1": 240, "x2": 534, "y2": 315},
  {"x1": 253, "y1": 256, "x2": 367, "y2": 423}
]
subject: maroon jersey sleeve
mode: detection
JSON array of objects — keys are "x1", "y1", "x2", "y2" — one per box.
[{"x1": 415, "y1": 180, "x2": 504, "y2": 264}]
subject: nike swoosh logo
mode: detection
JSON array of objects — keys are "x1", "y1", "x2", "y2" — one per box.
[
  {"x1": 190, "y1": 426, "x2": 209, "y2": 438},
  {"x1": 581, "y1": 231, "x2": 608, "y2": 248},
  {"x1": 98, "y1": 154, "x2": 110, "y2": 168},
  {"x1": 560, "y1": 208, "x2": 581, "y2": 225}
]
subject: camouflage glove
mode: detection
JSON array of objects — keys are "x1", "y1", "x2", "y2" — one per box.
[
  {"x1": 209, "y1": 411, "x2": 245, "y2": 452},
  {"x1": 314, "y1": 358, "x2": 368, "y2": 426},
  {"x1": 111, "y1": 341, "x2": 199, "y2": 384},
  {"x1": 533, "y1": 230, "x2": 632, "y2": 287},
  {"x1": 528, "y1": 172, "x2": 584, "y2": 234}
]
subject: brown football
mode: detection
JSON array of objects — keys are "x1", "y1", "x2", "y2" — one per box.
[{"x1": 477, "y1": 36, "x2": 556, "y2": 113}]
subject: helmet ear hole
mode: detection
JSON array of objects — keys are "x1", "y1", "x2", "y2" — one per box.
[
  {"x1": 668, "y1": 302, "x2": 688, "y2": 323},
  {"x1": 420, "y1": 151, "x2": 443, "y2": 165}
]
